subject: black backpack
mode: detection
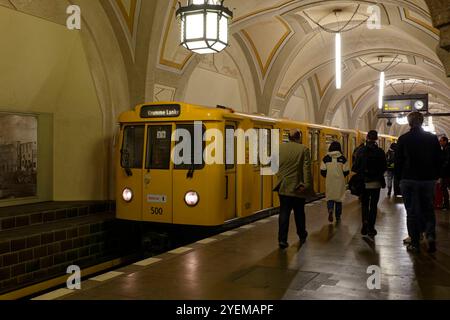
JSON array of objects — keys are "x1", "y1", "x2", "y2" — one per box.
[{"x1": 354, "y1": 144, "x2": 386, "y2": 188}]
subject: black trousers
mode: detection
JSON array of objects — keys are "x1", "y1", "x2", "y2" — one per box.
[
  {"x1": 361, "y1": 188, "x2": 381, "y2": 230},
  {"x1": 278, "y1": 195, "x2": 307, "y2": 243}
]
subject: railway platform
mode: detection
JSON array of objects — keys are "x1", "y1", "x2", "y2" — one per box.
[{"x1": 34, "y1": 192, "x2": 450, "y2": 300}]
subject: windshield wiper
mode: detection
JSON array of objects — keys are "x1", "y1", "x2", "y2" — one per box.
[{"x1": 121, "y1": 149, "x2": 133, "y2": 177}]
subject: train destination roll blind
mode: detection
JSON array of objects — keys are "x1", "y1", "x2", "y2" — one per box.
[{"x1": 141, "y1": 105, "x2": 181, "y2": 118}]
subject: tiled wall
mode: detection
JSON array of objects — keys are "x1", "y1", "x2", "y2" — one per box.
[{"x1": 0, "y1": 202, "x2": 140, "y2": 294}]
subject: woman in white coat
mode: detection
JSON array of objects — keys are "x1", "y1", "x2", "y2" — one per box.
[{"x1": 321, "y1": 141, "x2": 350, "y2": 223}]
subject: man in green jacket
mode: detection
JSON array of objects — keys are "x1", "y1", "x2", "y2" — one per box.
[{"x1": 274, "y1": 129, "x2": 312, "y2": 249}]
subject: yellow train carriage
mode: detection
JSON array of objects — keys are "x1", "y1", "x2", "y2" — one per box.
[
  {"x1": 116, "y1": 102, "x2": 278, "y2": 227},
  {"x1": 116, "y1": 102, "x2": 391, "y2": 228}
]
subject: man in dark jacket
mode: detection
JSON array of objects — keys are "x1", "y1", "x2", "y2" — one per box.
[
  {"x1": 352, "y1": 130, "x2": 387, "y2": 237},
  {"x1": 395, "y1": 112, "x2": 442, "y2": 253},
  {"x1": 439, "y1": 136, "x2": 450, "y2": 210}
]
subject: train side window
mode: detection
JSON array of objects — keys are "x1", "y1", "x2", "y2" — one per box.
[
  {"x1": 325, "y1": 134, "x2": 337, "y2": 152},
  {"x1": 282, "y1": 130, "x2": 290, "y2": 143},
  {"x1": 174, "y1": 124, "x2": 206, "y2": 170},
  {"x1": 312, "y1": 131, "x2": 320, "y2": 161},
  {"x1": 341, "y1": 135, "x2": 348, "y2": 157},
  {"x1": 283, "y1": 129, "x2": 302, "y2": 143},
  {"x1": 261, "y1": 128, "x2": 272, "y2": 168},
  {"x1": 121, "y1": 126, "x2": 145, "y2": 169},
  {"x1": 146, "y1": 126, "x2": 172, "y2": 170}
]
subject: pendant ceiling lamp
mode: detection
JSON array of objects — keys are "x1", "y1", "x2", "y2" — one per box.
[{"x1": 176, "y1": 0, "x2": 233, "y2": 55}]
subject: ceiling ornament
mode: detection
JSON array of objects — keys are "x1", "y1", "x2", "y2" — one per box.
[
  {"x1": 386, "y1": 78, "x2": 431, "y2": 96},
  {"x1": 302, "y1": 5, "x2": 369, "y2": 34},
  {"x1": 359, "y1": 55, "x2": 403, "y2": 109},
  {"x1": 302, "y1": 5, "x2": 369, "y2": 90}
]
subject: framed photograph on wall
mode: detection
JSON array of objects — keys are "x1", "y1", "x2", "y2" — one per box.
[{"x1": 0, "y1": 113, "x2": 38, "y2": 200}]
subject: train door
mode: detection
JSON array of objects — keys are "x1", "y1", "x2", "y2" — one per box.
[
  {"x1": 341, "y1": 134, "x2": 349, "y2": 160},
  {"x1": 309, "y1": 129, "x2": 320, "y2": 194},
  {"x1": 261, "y1": 127, "x2": 273, "y2": 209},
  {"x1": 340, "y1": 134, "x2": 349, "y2": 181},
  {"x1": 273, "y1": 129, "x2": 291, "y2": 208},
  {"x1": 251, "y1": 126, "x2": 262, "y2": 212},
  {"x1": 224, "y1": 122, "x2": 237, "y2": 221},
  {"x1": 142, "y1": 124, "x2": 174, "y2": 223},
  {"x1": 351, "y1": 135, "x2": 358, "y2": 157}
]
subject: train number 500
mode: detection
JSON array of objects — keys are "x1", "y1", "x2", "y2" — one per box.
[{"x1": 151, "y1": 207, "x2": 163, "y2": 215}]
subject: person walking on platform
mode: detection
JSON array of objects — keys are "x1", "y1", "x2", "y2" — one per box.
[
  {"x1": 439, "y1": 136, "x2": 450, "y2": 211},
  {"x1": 385, "y1": 143, "x2": 398, "y2": 197},
  {"x1": 395, "y1": 112, "x2": 442, "y2": 254},
  {"x1": 274, "y1": 129, "x2": 312, "y2": 249},
  {"x1": 320, "y1": 141, "x2": 350, "y2": 223},
  {"x1": 352, "y1": 130, "x2": 387, "y2": 238},
  {"x1": 352, "y1": 142, "x2": 366, "y2": 202}
]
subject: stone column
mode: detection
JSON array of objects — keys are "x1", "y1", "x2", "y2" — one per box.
[{"x1": 426, "y1": 0, "x2": 450, "y2": 76}]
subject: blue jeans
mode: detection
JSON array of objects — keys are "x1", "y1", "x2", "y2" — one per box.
[
  {"x1": 400, "y1": 180, "x2": 436, "y2": 247},
  {"x1": 327, "y1": 201, "x2": 342, "y2": 219}
]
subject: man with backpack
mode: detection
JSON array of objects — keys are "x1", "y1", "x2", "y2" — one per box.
[{"x1": 352, "y1": 131, "x2": 387, "y2": 237}]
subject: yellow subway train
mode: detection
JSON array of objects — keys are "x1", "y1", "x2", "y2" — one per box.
[{"x1": 115, "y1": 102, "x2": 397, "y2": 228}]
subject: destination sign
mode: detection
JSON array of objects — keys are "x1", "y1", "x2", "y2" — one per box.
[
  {"x1": 140, "y1": 105, "x2": 181, "y2": 118},
  {"x1": 382, "y1": 94, "x2": 428, "y2": 113}
]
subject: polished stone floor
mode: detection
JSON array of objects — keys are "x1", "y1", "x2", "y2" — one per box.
[{"x1": 48, "y1": 192, "x2": 450, "y2": 300}]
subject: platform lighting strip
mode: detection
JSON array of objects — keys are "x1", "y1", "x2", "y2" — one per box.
[
  {"x1": 335, "y1": 33, "x2": 342, "y2": 90},
  {"x1": 359, "y1": 55, "x2": 402, "y2": 110},
  {"x1": 378, "y1": 71, "x2": 385, "y2": 109},
  {"x1": 302, "y1": 5, "x2": 369, "y2": 90}
]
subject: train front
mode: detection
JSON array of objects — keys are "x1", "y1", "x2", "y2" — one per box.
[{"x1": 115, "y1": 102, "x2": 228, "y2": 227}]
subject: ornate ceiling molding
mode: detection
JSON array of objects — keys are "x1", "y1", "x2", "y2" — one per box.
[
  {"x1": 158, "y1": 0, "x2": 193, "y2": 71},
  {"x1": 115, "y1": 0, "x2": 138, "y2": 33},
  {"x1": 350, "y1": 85, "x2": 374, "y2": 109},
  {"x1": 400, "y1": 7, "x2": 440, "y2": 39},
  {"x1": 232, "y1": 0, "x2": 428, "y2": 28},
  {"x1": 314, "y1": 73, "x2": 334, "y2": 98},
  {"x1": 241, "y1": 16, "x2": 292, "y2": 79},
  {"x1": 109, "y1": 0, "x2": 142, "y2": 61}
]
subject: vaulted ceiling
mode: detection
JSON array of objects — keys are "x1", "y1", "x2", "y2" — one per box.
[{"x1": 1, "y1": 0, "x2": 449, "y2": 136}]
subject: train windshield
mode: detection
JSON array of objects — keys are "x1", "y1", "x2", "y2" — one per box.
[
  {"x1": 121, "y1": 126, "x2": 145, "y2": 169},
  {"x1": 174, "y1": 124, "x2": 205, "y2": 170},
  {"x1": 146, "y1": 126, "x2": 172, "y2": 170}
]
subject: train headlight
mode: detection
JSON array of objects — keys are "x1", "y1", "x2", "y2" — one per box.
[
  {"x1": 184, "y1": 191, "x2": 199, "y2": 207},
  {"x1": 122, "y1": 188, "x2": 133, "y2": 202}
]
